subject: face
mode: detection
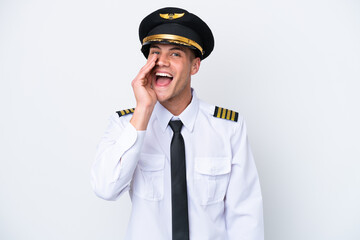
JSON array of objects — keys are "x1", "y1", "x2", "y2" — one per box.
[{"x1": 148, "y1": 43, "x2": 201, "y2": 108}]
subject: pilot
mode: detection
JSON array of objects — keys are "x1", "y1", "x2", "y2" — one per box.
[{"x1": 91, "y1": 7, "x2": 264, "y2": 240}]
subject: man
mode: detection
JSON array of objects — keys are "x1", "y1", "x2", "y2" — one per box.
[{"x1": 91, "y1": 7, "x2": 264, "y2": 240}]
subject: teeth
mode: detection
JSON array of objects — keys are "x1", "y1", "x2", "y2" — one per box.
[{"x1": 156, "y1": 72, "x2": 172, "y2": 78}]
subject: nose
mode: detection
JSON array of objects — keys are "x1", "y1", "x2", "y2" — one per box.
[{"x1": 156, "y1": 53, "x2": 170, "y2": 67}]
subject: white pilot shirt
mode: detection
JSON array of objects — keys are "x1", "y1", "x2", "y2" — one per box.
[{"x1": 91, "y1": 90, "x2": 264, "y2": 240}]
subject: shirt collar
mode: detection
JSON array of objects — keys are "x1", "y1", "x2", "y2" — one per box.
[{"x1": 154, "y1": 89, "x2": 199, "y2": 133}]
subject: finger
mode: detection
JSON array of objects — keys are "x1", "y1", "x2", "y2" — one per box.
[
  {"x1": 133, "y1": 54, "x2": 157, "y2": 87},
  {"x1": 147, "y1": 53, "x2": 158, "y2": 63},
  {"x1": 141, "y1": 54, "x2": 157, "y2": 72},
  {"x1": 140, "y1": 54, "x2": 157, "y2": 76},
  {"x1": 145, "y1": 71, "x2": 153, "y2": 89},
  {"x1": 136, "y1": 62, "x2": 154, "y2": 82}
]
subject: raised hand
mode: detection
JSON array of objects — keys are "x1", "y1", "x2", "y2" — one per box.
[
  {"x1": 131, "y1": 54, "x2": 158, "y2": 109},
  {"x1": 130, "y1": 54, "x2": 158, "y2": 130}
]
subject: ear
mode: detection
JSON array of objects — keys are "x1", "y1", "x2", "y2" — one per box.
[{"x1": 190, "y1": 57, "x2": 201, "y2": 75}]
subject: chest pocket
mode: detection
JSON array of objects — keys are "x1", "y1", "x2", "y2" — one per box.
[
  {"x1": 194, "y1": 157, "x2": 231, "y2": 205},
  {"x1": 132, "y1": 153, "x2": 165, "y2": 201}
]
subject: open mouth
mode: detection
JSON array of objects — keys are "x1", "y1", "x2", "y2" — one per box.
[{"x1": 155, "y1": 72, "x2": 173, "y2": 87}]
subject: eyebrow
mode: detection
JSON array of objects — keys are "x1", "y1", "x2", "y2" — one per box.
[
  {"x1": 169, "y1": 46, "x2": 186, "y2": 52},
  {"x1": 150, "y1": 45, "x2": 161, "y2": 49},
  {"x1": 150, "y1": 45, "x2": 186, "y2": 52}
]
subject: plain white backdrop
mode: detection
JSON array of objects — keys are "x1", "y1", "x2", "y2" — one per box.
[{"x1": 1, "y1": 0, "x2": 359, "y2": 239}]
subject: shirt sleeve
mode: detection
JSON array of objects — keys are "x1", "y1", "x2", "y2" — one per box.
[
  {"x1": 225, "y1": 118, "x2": 264, "y2": 240},
  {"x1": 91, "y1": 114, "x2": 146, "y2": 201}
]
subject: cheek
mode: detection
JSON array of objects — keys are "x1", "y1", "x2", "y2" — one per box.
[{"x1": 173, "y1": 61, "x2": 192, "y2": 79}]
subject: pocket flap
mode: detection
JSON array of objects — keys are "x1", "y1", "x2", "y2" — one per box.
[
  {"x1": 139, "y1": 153, "x2": 165, "y2": 171},
  {"x1": 195, "y1": 157, "x2": 231, "y2": 175}
]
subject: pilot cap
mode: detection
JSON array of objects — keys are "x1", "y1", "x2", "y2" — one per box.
[{"x1": 139, "y1": 7, "x2": 214, "y2": 60}]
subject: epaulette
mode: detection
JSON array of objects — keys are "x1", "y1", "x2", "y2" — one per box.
[
  {"x1": 116, "y1": 108, "x2": 135, "y2": 117},
  {"x1": 213, "y1": 106, "x2": 238, "y2": 122}
]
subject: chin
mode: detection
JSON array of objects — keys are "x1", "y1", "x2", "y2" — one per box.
[
  {"x1": 155, "y1": 94, "x2": 170, "y2": 103},
  {"x1": 154, "y1": 88, "x2": 170, "y2": 102}
]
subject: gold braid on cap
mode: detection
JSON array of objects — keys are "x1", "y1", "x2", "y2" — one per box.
[{"x1": 142, "y1": 34, "x2": 204, "y2": 55}]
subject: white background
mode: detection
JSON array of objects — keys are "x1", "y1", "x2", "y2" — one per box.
[{"x1": 1, "y1": 0, "x2": 359, "y2": 239}]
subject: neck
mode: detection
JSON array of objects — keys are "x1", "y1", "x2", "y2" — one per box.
[{"x1": 161, "y1": 90, "x2": 192, "y2": 116}]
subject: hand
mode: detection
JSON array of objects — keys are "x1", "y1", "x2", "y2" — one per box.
[
  {"x1": 131, "y1": 54, "x2": 157, "y2": 109},
  {"x1": 130, "y1": 54, "x2": 158, "y2": 130}
]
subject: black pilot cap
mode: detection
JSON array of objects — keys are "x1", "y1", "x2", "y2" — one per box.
[{"x1": 139, "y1": 7, "x2": 214, "y2": 60}]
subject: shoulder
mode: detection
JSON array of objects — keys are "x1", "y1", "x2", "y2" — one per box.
[
  {"x1": 116, "y1": 108, "x2": 135, "y2": 118},
  {"x1": 212, "y1": 106, "x2": 239, "y2": 122},
  {"x1": 108, "y1": 107, "x2": 135, "y2": 127},
  {"x1": 197, "y1": 101, "x2": 246, "y2": 146},
  {"x1": 199, "y1": 100, "x2": 243, "y2": 125}
]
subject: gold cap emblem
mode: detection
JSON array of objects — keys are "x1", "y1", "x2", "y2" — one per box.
[{"x1": 159, "y1": 13, "x2": 185, "y2": 20}]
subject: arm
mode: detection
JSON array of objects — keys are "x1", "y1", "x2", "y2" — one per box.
[
  {"x1": 91, "y1": 54, "x2": 158, "y2": 200},
  {"x1": 91, "y1": 116, "x2": 145, "y2": 200},
  {"x1": 225, "y1": 119, "x2": 264, "y2": 240}
]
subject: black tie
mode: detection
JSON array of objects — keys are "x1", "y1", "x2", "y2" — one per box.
[{"x1": 169, "y1": 120, "x2": 189, "y2": 240}]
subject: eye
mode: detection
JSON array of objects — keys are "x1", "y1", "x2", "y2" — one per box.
[
  {"x1": 150, "y1": 50, "x2": 160, "y2": 55},
  {"x1": 171, "y1": 52, "x2": 181, "y2": 57}
]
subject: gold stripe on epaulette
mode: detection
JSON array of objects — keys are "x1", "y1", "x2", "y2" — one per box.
[
  {"x1": 116, "y1": 108, "x2": 135, "y2": 117},
  {"x1": 213, "y1": 106, "x2": 238, "y2": 122}
]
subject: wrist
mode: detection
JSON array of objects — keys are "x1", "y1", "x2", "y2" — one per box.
[
  {"x1": 136, "y1": 101, "x2": 156, "y2": 110},
  {"x1": 130, "y1": 104, "x2": 155, "y2": 130}
]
